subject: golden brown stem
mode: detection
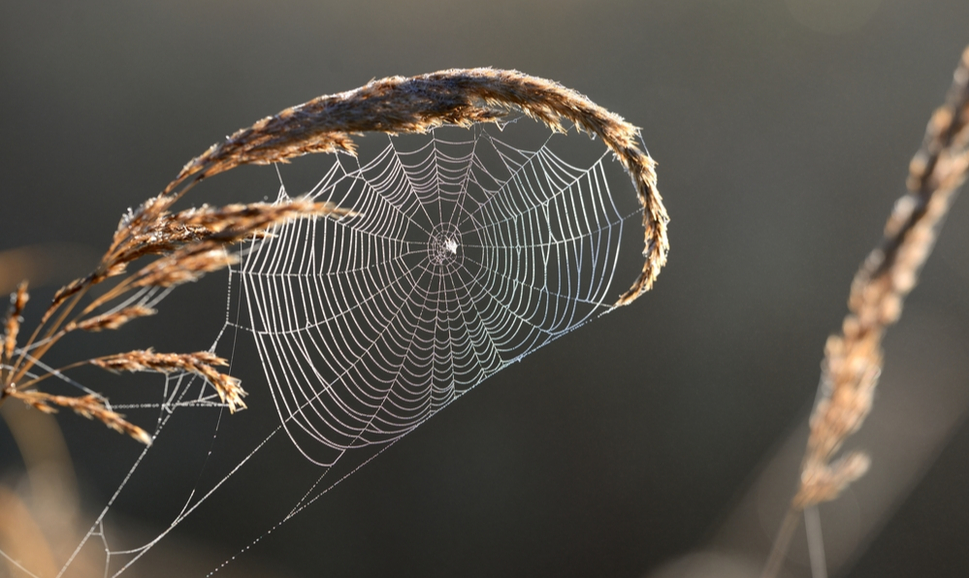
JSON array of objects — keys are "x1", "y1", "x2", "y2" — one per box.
[
  {"x1": 170, "y1": 68, "x2": 669, "y2": 304},
  {"x1": 763, "y1": 46, "x2": 968, "y2": 578}
]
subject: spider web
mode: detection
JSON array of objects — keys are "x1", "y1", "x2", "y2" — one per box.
[
  {"x1": 38, "y1": 119, "x2": 643, "y2": 578},
  {"x1": 243, "y1": 122, "x2": 631, "y2": 466}
]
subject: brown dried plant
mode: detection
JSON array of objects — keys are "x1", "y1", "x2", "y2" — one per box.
[
  {"x1": 0, "y1": 68, "x2": 667, "y2": 444},
  {"x1": 762, "y1": 48, "x2": 969, "y2": 578},
  {"x1": 0, "y1": 198, "x2": 353, "y2": 444}
]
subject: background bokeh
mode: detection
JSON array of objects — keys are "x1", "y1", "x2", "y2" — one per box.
[{"x1": 0, "y1": 1, "x2": 966, "y2": 577}]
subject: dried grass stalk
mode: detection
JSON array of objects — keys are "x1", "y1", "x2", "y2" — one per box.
[
  {"x1": 91, "y1": 349, "x2": 247, "y2": 413},
  {"x1": 130, "y1": 243, "x2": 238, "y2": 289},
  {"x1": 49, "y1": 199, "x2": 351, "y2": 316},
  {"x1": 65, "y1": 306, "x2": 157, "y2": 333},
  {"x1": 107, "y1": 198, "x2": 355, "y2": 275},
  {"x1": 762, "y1": 47, "x2": 968, "y2": 578},
  {"x1": 7, "y1": 390, "x2": 151, "y2": 446},
  {"x1": 2, "y1": 282, "x2": 28, "y2": 370},
  {"x1": 168, "y1": 68, "x2": 668, "y2": 305}
]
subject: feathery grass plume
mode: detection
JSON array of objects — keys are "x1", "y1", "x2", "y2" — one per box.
[
  {"x1": 65, "y1": 306, "x2": 157, "y2": 333},
  {"x1": 2, "y1": 282, "x2": 28, "y2": 373},
  {"x1": 762, "y1": 47, "x2": 968, "y2": 578},
  {"x1": 7, "y1": 390, "x2": 152, "y2": 446},
  {"x1": 91, "y1": 350, "x2": 247, "y2": 413},
  {"x1": 167, "y1": 68, "x2": 669, "y2": 305},
  {"x1": 171, "y1": 200, "x2": 356, "y2": 238},
  {"x1": 104, "y1": 198, "x2": 355, "y2": 276},
  {"x1": 130, "y1": 243, "x2": 238, "y2": 289}
]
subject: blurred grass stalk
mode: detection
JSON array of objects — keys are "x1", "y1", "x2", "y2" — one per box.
[{"x1": 760, "y1": 47, "x2": 968, "y2": 578}]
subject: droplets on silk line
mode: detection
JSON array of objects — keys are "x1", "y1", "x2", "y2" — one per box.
[{"x1": 238, "y1": 119, "x2": 641, "y2": 467}]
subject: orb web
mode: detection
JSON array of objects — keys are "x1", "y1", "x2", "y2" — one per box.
[{"x1": 240, "y1": 121, "x2": 635, "y2": 466}]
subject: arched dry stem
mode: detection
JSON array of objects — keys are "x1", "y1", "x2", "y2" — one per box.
[{"x1": 169, "y1": 68, "x2": 669, "y2": 305}]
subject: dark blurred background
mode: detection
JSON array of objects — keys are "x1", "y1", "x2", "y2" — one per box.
[{"x1": 0, "y1": 1, "x2": 966, "y2": 577}]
